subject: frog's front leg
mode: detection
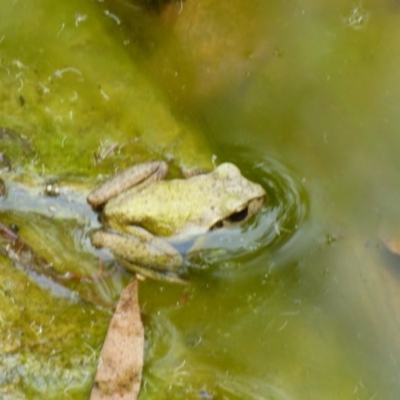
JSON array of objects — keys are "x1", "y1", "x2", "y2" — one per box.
[
  {"x1": 91, "y1": 226, "x2": 185, "y2": 282},
  {"x1": 87, "y1": 161, "x2": 168, "y2": 209}
]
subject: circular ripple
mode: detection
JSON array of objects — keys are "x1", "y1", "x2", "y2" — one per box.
[
  {"x1": 253, "y1": 155, "x2": 308, "y2": 249},
  {"x1": 185, "y1": 154, "x2": 308, "y2": 277}
]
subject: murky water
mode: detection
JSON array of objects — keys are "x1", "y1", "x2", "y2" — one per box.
[{"x1": 1, "y1": 0, "x2": 400, "y2": 399}]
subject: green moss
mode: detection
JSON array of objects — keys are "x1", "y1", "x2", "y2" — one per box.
[{"x1": 0, "y1": 0, "x2": 213, "y2": 177}]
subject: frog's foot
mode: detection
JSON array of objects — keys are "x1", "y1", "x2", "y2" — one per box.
[
  {"x1": 87, "y1": 161, "x2": 168, "y2": 209},
  {"x1": 119, "y1": 260, "x2": 188, "y2": 284}
]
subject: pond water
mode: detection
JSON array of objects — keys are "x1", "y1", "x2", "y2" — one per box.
[{"x1": 1, "y1": 0, "x2": 400, "y2": 399}]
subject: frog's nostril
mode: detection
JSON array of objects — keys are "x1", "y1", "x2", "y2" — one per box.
[
  {"x1": 228, "y1": 207, "x2": 249, "y2": 223},
  {"x1": 211, "y1": 220, "x2": 224, "y2": 230}
]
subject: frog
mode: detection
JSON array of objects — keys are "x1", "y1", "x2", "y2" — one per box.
[{"x1": 87, "y1": 161, "x2": 266, "y2": 282}]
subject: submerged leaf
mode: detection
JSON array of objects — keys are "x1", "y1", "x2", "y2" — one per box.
[{"x1": 91, "y1": 279, "x2": 144, "y2": 400}]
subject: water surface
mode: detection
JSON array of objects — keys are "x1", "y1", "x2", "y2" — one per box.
[{"x1": 1, "y1": 0, "x2": 400, "y2": 399}]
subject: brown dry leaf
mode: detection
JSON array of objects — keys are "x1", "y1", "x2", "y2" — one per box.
[
  {"x1": 91, "y1": 279, "x2": 144, "y2": 400},
  {"x1": 380, "y1": 225, "x2": 400, "y2": 256},
  {"x1": 382, "y1": 237, "x2": 400, "y2": 256}
]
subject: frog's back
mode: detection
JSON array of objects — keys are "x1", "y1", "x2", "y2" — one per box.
[{"x1": 105, "y1": 177, "x2": 215, "y2": 237}]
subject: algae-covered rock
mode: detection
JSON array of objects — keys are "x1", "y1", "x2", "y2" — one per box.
[{"x1": 0, "y1": 0, "x2": 213, "y2": 177}]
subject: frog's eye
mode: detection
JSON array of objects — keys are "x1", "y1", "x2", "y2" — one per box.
[
  {"x1": 210, "y1": 206, "x2": 249, "y2": 230},
  {"x1": 228, "y1": 207, "x2": 248, "y2": 223}
]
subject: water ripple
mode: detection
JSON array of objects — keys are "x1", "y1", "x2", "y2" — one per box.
[{"x1": 186, "y1": 154, "x2": 308, "y2": 278}]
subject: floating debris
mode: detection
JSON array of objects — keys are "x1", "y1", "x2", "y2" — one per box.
[{"x1": 343, "y1": 6, "x2": 370, "y2": 30}]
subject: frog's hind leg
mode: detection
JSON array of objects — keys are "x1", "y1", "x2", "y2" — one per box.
[{"x1": 91, "y1": 229, "x2": 186, "y2": 283}]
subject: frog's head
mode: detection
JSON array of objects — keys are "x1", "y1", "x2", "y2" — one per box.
[{"x1": 208, "y1": 163, "x2": 266, "y2": 230}]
